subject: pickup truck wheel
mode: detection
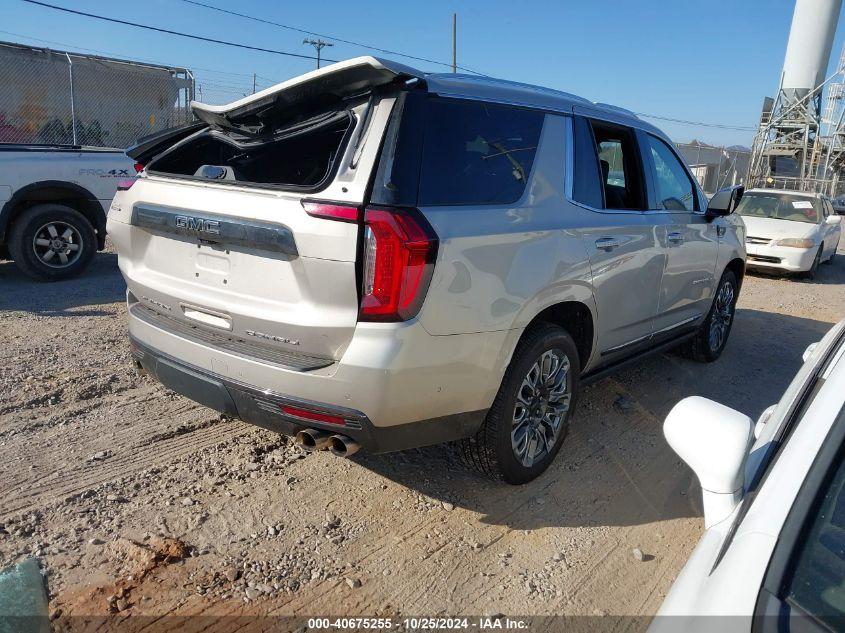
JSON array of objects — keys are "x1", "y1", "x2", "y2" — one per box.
[
  {"x1": 461, "y1": 323, "x2": 579, "y2": 484},
  {"x1": 7, "y1": 204, "x2": 96, "y2": 281},
  {"x1": 683, "y1": 269, "x2": 737, "y2": 363}
]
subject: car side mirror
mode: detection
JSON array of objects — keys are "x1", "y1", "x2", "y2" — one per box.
[
  {"x1": 826, "y1": 214, "x2": 842, "y2": 225},
  {"x1": 707, "y1": 185, "x2": 745, "y2": 220},
  {"x1": 664, "y1": 396, "x2": 754, "y2": 528}
]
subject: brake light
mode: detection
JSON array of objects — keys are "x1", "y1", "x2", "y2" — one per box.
[
  {"x1": 280, "y1": 405, "x2": 346, "y2": 426},
  {"x1": 133, "y1": 162, "x2": 144, "y2": 173},
  {"x1": 301, "y1": 200, "x2": 360, "y2": 223},
  {"x1": 360, "y1": 206, "x2": 438, "y2": 322}
]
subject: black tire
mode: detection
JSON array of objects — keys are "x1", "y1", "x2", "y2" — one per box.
[
  {"x1": 825, "y1": 245, "x2": 836, "y2": 265},
  {"x1": 683, "y1": 269, "x2": 738, "y2": 363},
  {"x1": 7, "y1": 204, "x2": 96, "y2": 281},
  {"x1": 803, "y1": 245, "x2": 823, "y2": 280},
  {"x1": 461, "y1": 323, "x2": 580, "y2": 484}
]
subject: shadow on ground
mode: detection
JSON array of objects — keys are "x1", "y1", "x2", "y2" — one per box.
[
  {"x1": 0, "y1": 253, "x2": 125, "y2": 315},
  {"x1": 356, "y1": 309, "x2": 834, "y2": 530}
]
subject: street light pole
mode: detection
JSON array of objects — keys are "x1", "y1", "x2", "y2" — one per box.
[{"x1": 303, "y1": 38, "x2": 333, "y2": 69}]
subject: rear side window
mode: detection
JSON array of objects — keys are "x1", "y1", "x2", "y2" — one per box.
[
  {"x1": 646, "y1": 135, "x2": 697, "y2": 212},
  {"x1": 417, "y1": 99, "x2": 544, "y2": 206},
  {"x1": 572, "y1": 116, "x2": 603, "y2": 209},
  {"x1": 147, "y1": 111, "x2": 352, "y2": 191},
  {"x1": 590, "y1": 121, "x2": 646, "y2": 210}
]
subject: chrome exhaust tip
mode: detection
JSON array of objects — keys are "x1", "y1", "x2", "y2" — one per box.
[
  {"x1": 329, "y1": 434, "x2": 360, "y2": 458},
  {"x1": 132, "y1": 359, "x2": 147, "y2": 376},
  {"x1": 295, "y1": 428, "x2": 332, "y2": 452}
]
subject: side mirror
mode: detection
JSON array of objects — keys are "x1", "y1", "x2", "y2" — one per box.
[
  {"x1": 664, "y1": 396, "x2": 754, "y2": 528},
  {"x1": 707, "y1": 185, "x2": 745, "y2": 220},
  {"x1": 826, "y1": 214, "x2": 842, "y2": 225}
]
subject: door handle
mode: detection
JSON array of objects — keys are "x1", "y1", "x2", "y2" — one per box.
[
  {"x1": 595, "y1": 237, "x2": 620, "y2": 251},
  {"x1": 667, "y1": 232, "x2": 684, "y2": 245}
]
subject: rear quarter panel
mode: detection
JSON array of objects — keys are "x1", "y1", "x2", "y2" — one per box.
[{"x1": 416, "y1": 115, "x2": 597, "y2": 366}]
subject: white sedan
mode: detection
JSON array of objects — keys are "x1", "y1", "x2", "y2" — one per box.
[
  {"x1": 652, "y1": 318, "x2": 845, "y2": 631},
  {"x1": 738, "y1": 188, "x2": 841, "y2": 278}
]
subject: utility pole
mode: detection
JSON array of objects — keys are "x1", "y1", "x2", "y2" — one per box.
[
  {"x1": 303, "y1": 38, "x2": 333, "y2": 69},
  {"x1": 252, "y1": 73, "x2": 257, "y2": 94},
  {"x1": 452, "y1": 13, "x2": 457, "y2": 73}
]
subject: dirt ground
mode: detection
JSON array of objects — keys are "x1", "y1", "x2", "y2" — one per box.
[{"x1": 1, "y1": 242, "x2": 843, "y2": 629}]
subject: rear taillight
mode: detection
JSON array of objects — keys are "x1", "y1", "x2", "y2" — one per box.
[
  {"x1": 359, "y1": 206, "x2": 437, "y2": 322},
  {"x1": 116, "y1": 179, "x2": 136, "y2": 191},
  {"x1": 133, "y1": 162, "x2": 144, "y2": 173}
]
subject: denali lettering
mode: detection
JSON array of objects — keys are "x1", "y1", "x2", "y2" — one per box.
[
  {"x1": 245, "y1": 329, "x2": 300, "y2": 346},
  {"x1": 141, "y1": 296, "x2": 172, "y2": 311},
  {"x1": 175, "y1": 216, "x2": 220, "y2": 235}
]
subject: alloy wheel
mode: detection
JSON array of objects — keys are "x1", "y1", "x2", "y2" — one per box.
[
  {"x1": 708, "y1": 280, "x2": 735, "y2": 353},
  {"x1": 32, "y1": 221, "x2": 83, "y2": 268},
  {"x1": 511, "y1": 349, "x2": 571, "y2": 467}
]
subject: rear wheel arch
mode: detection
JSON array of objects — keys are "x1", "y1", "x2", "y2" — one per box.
[
  {"x1": 516, "y1": 301, "x2": 595, "y2": 374},
  {"x1": 1, "y1": 181, "x2": 105, "y2": 249}
]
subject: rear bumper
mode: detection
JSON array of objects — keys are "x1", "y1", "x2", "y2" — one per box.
[
  {"x1": 127, "y1": 295, "x2": 510, "y2": 452},
  {"x1": 131, "y1": 337, "x2": 487, "y2": 453},
  {"x1": 745, "y1": 243, "x2": 817, "y2": 272}
]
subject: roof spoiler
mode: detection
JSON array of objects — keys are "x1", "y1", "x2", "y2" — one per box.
[{"x1": 191, "y1": 56, "x2": 424, "y2": 129}]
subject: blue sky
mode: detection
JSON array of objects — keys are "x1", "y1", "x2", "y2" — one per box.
[{"x1": 3, "y1": 0, "x2": 844, "y2": 147}]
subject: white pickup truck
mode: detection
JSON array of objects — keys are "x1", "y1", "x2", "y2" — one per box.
[{"x1": 0, "y1": 144, "x2": 136, "y2": 280}]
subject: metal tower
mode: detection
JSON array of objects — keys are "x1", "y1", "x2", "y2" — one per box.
[{"x1": 747, "y1": 0, "x2": 843, "y2": 194}]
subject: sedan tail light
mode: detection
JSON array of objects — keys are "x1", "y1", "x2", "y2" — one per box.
[{"x1": 359, "y1": 206, "x2": 438, "y2": 322}]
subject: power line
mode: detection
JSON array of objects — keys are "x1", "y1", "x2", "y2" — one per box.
[
  {"x1": 6, "y1": 13, "x2": 755, "y2": 133},
  {"x1": 302, "y1": 38, "x2": 333, "y2": 70},
  {"x1": 178, "y1": 0, "x2": 486, "y2": 75},
  {"x1": 636, "y1": 112, "x2": 756, "y2": 132},
  {"x1": 0, "y1": 29, "x2": 277, "y2": 83},
  {"x1": 20, "y1": 0, "x2": 340, "y2": 64}
]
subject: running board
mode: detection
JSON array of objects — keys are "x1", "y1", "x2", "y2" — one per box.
[{"x1": 581, "y1": 331, "x2": 696, "y2": 387}]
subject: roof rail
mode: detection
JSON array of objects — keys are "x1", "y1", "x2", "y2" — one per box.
[{"x1": 593, "y1": 102, "x2": 638, "y2": 118}]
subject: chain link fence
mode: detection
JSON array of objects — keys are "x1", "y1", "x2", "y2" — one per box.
[
  {"x1": 675, "y1": 142, "x2": 750, "y2": 195},
  {"x1": 0, "y1": 40, "x2": 194, "y2": 149}
]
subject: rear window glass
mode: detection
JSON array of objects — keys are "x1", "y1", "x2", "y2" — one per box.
[
  {"x1": 418, "y1": 99, "x2": 544, "y2": 206},
  {"x1": 147, "y1": 112, "x2": 352, "y2": 190}
]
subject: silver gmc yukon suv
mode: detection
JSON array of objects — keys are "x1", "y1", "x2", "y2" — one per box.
[{"x1": 108, "y1": 57, "x2": 746, "y2": 484}]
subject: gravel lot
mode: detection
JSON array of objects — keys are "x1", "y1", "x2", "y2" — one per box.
[{"x1": 1, "y1": 242, "x2": 843, "y2": 627}]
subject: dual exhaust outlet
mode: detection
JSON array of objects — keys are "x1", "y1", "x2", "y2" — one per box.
[{"x1": 295, "y1": 428, "x2": 360, "y2": 458}]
